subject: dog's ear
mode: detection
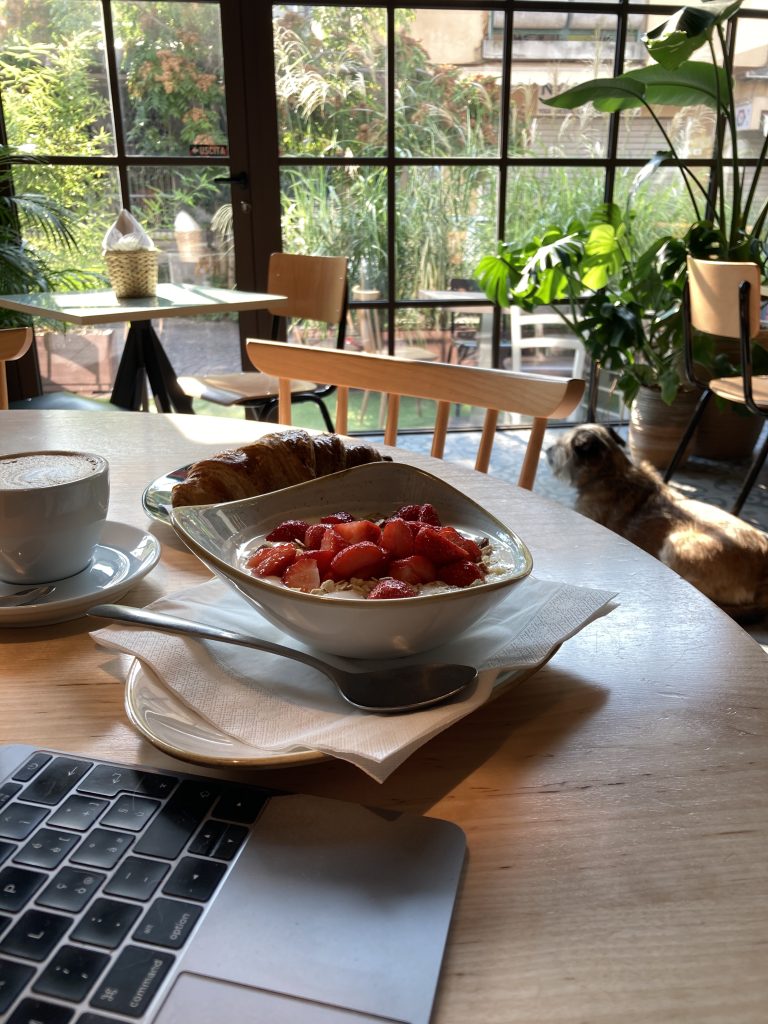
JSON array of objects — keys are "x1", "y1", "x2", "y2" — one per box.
[
  {"x1": 607, "y1": 426, "x2": 626, "y2": 447},
  {"x1": 572, "y1": 430, "x2": 609, "y2": 462}
]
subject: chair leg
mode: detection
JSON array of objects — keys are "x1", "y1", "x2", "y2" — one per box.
[
  {"x1": 662, "y1": 390, "x2": 711, "y2": 482},
  {"x1": 731, "y1": 427, "x2": 768, "y2": 517}
]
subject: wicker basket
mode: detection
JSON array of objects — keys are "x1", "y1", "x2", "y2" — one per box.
[{"x1": 105, "y1": 249, "x2": 158, "y2": 299}]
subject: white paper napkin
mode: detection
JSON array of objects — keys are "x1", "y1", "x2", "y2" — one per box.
[
  {"x1": 92, "y1": 576, "x2": 616, "y2": 782},
  {"x1": 103, "y1": 209, "x2": 155, "y2": 252}
]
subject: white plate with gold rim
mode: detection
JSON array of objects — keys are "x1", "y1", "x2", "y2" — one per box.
[{"x1": 124, "y1": 658, "x2": 326, "y2": 768}]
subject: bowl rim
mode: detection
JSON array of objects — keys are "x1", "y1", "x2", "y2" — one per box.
[{"x1": 170, "y1": 462, "x2": 533, "y2": 606}]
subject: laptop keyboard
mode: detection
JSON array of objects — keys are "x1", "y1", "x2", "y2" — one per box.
[{"x1": 0, "y1": 751, "x2": 276, "y2": 1023}]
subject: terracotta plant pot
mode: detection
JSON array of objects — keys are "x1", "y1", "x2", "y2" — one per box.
[{"x1": 628, "y1": 385, "x2": 700, "y2": 470}]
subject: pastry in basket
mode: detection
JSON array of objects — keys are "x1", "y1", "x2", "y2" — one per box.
[{"x1": 171, "y1": 428, "x2": 391, "y2": 507}]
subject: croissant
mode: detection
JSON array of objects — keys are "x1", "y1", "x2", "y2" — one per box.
[{"x1": 171, "y1": 428, "x2": 391, "y2": 507}]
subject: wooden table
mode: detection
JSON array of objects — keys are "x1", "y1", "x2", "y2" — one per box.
[
  {"x1": 2, "y1": 411, "x2": 767, "y2": 1024},
  {"x1": 0, "y1": 284, "x2": 284, "y2": 414}
]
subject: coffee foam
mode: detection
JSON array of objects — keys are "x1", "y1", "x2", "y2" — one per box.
[{"x1": 0, "y1": 452, "x2": 103, "y2": 490}]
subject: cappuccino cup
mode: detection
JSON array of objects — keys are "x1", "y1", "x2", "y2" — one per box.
[{"x1": 0, "y1": 451, "x2": 110, "y2": 584}]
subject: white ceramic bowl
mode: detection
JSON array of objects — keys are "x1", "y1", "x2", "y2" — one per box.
[{"x1": 170, "y1": 462, "x2": 532, "y2": 659}]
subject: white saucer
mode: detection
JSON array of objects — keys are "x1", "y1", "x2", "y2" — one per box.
[
  {"x1": 0, "y1": 521, "x2": 161, "y2": 627},
  {"x1": 124, "y1": 659, "x2": 325, "y2": 769}
]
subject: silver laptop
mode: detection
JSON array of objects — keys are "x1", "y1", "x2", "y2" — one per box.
[{"x1": 0, "y1": 744, "x2": 466, "y2": 1024}]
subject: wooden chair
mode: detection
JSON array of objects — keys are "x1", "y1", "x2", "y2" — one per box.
[
  {"x1": 178, "y1": 253, "x2": 348, "y2": 430},
  {"x1": 663, "y1": 257, "x2": 768, "y2": 516},
  {"x1": 0, "y1": 327, "x2": 33, "y2": 409},
  {"x1": 245, "y1": 340, "x2": 585, "y2": 489}
]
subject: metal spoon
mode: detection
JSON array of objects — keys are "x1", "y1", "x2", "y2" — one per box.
[
  {"x1": 0, "y1": 584, "x2": 56, "y2": 607},
  {"x1": 87, "y1": 603, "x2": 478, "y2": 714}
]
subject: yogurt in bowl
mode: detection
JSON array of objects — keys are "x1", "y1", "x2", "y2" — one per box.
[{"x1": 171, "y1": 461, "x2": 533, "y2": 659}]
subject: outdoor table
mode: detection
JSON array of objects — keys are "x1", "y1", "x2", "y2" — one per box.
[
  {"x1": 1, "y1": 410, "x2": 767, "y2": 1023},
  {"x1": 0, "y1": 284, "x2": 285, "y2": 414}
]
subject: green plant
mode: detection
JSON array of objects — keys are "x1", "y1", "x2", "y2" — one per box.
[
  {"x1": 543, "y1": 0, "x2": 768, "y2": 267},
  {"x1": 0, "y1": 145, "x2": 104, "y2": 327},
  {"x1": 476, "y1": 196, "x2": 688, "y2": 406}
]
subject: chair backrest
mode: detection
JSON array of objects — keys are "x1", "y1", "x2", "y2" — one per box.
[
  {"x1": 687, "y1": 256, "x2": 762, "y2": 341},
  {"x1": 265, "y1": 252, "x2": 348, "y2": 325},
  {"x1": 0, "y1": 327, "x2": 34, "y2": 409},
  {"x1": 245, "y1": 340, "x2": 585, "y2": 489},
  {"x1": 506, "y1": 306, "x2": 587, "y2": 378}
]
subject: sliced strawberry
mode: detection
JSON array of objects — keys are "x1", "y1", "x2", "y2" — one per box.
[
  {"x1": 381, "y1": 518, "x2": 414, "y2": 558},
  {"x1": 367, "y1": 578, "x2": 418, "y2": 600},
  {"x1": 304, "y1": 523, "x2": 330, "y2": 549},
  {"x1": 319, "y1": 528, "x2": 348, "y2": 554},
  {"x1": 266, "y1": 519, "x2": 309, "y2": 543},
  {"x1": 320, "y1": 511, "x2": 354, "y2": 524},
  {"x1": 414, "y1": 525, "x2": 469, "y2": 565},
  {"x1": 246, "y1": 543, "x2": 297, "y2": 578},
  {"x1": 333, "y1": 519, "x2": 382, "y2": 545},
  {"x1": 388, "y1": 554, "x2": 437, "y2": 585},
  {"x1": 304, "y1": 548, "x2": 335, "y2": 575},
  {"x1": 438, "y1": 526, "x2": 483, "y2": 562},
  {"x1": 438, "y1": 559, "x2": 485, "y2": 588},
  {"x1": 330, "y1": 541, "x2": 387, "y2": 581},
  {"x1": 394, "y1": 503, "x2": 441, "y2": 526},
  {"x1": 282, "y1": 554, "x2": 321, "y2": 592},
  {"x1": 417, "y1": 502, "x2": 441, "y2": 526},
  {"x1": 394, "y1": 503, "x2": 422, "y2": 521}
]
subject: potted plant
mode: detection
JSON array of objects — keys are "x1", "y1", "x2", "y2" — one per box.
[
  {"x1": 539, "y1": 0, "x2": 768, "y2": 460},
  {"x1": 475, "y1": 194, "x2": 703, "y2": 465}
]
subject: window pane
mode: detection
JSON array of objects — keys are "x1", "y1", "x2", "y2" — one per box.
[
  {"x1": 11, "y1": 162, "x2": 120, "y2": 279},
  {"x1": 505, "y1": 166, "x2": 606, "y2": 243},
  {"x1": 0, "y1": 0, "x2": 114, "y2": 156},
  {"x1": 280, "y1": 166, "x2": 388, "y2": 296},
  {"x1": 273, "y1": 5, "x2": 387, "y2": 158},
  {"x1": 127, "y1": 167, "x2": 234, "y2": 288},
  {"x1": 112, "y1": 1, "x2": 227, "y2": 158},
  {"x1": 397, "y1": 166, "x2": 497, "y2": 300},
  {"x1": 506, "y1": 9, "x2": 619, "y2": 157},
  {"x1": 613, "y1": 166, "x2": 698, "y2": 252},
  {"x1": 397, "y1": 9, "x2": 501, "y2": 158}
]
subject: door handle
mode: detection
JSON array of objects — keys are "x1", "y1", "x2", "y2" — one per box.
[{"x1": 213, "y1": 172, "x2": 248, "y2": 189}]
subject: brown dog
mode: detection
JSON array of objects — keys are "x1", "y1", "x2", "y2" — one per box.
[{"x1": 546, "y1": 423, "x2": 768, "y2": 620}]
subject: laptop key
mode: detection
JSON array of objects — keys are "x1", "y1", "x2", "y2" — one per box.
[
  {"x1": 0, "y1": 803, "x2": 47, "y2": 840},
  {"x1": 36, "y1": 867, "x2": 106, "y2": 913},
  {"x1": 7, "y1": 997, "x2": 75, "y2": 1023},
  {"x1": 0, "y1": 783, "x2": 22, "y2": 809},
  {"x1": 0, "y1": 956, "x2": 35, "y2": 1014},
  {"x1": 78, "y1": 765, "x2": 178, "y2": 800},
  {"x1": 133, "y1": 897, "x2": 202, "y2": 949},
  {"x1": 11, "y1": 752, "x2": 52, "y2": 783},
  {"x1": 33, "y1": 944, "x2": 110, "y2": 1002},
  {"x1": 162, "y1": 856, "x2": 226, "y2": 902},
  {"x1": 103, "y1": 857, "x2": 169, "y2": 901},
  {"x1": 213, "y1": 786, "x2": 270, "y2": 823},
  {"x1": 212, "y1": 823, "x2": 248, "y2": 861},
  {"x1": 14, "y1": 828, "x2": 80, "y2": 869},
  {"x1": 0, "y1": 840, "x2": 14, "y2": 865},
  {"x1": 188, "y1": 819, "x2": 225, "y2": 857},
  {"x1": 47, "y1": 796, "x2": 109, "y2": 832},
  {"x1": 71, "y1": 898, "x2": 142, "y2": 949},
  {"x1": 89, "y1": 945, "x2": 175, "y2": 1018},
  {"x1": 0, "y1": 865, "x2": 47, "y2": 911},
  {"x1": 20, "y1": 757, "x2": 92, "y2": 806},
  {"x1": 0, "y1": 908, "x2": 72, "y2": 961},
  {"x1": 100, "y1": 796, "x2": 160, "y2": 832},
  {"x1": 133, "y1": 780, "x2": 219, "y2": 859},
  {"x1": 69, "y1": 828, "x2": 133, "y2": 870}
]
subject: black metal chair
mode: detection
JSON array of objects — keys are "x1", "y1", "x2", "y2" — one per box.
[{"x1": 663, "y1": 257, "x2": 768, "y2": 516}]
